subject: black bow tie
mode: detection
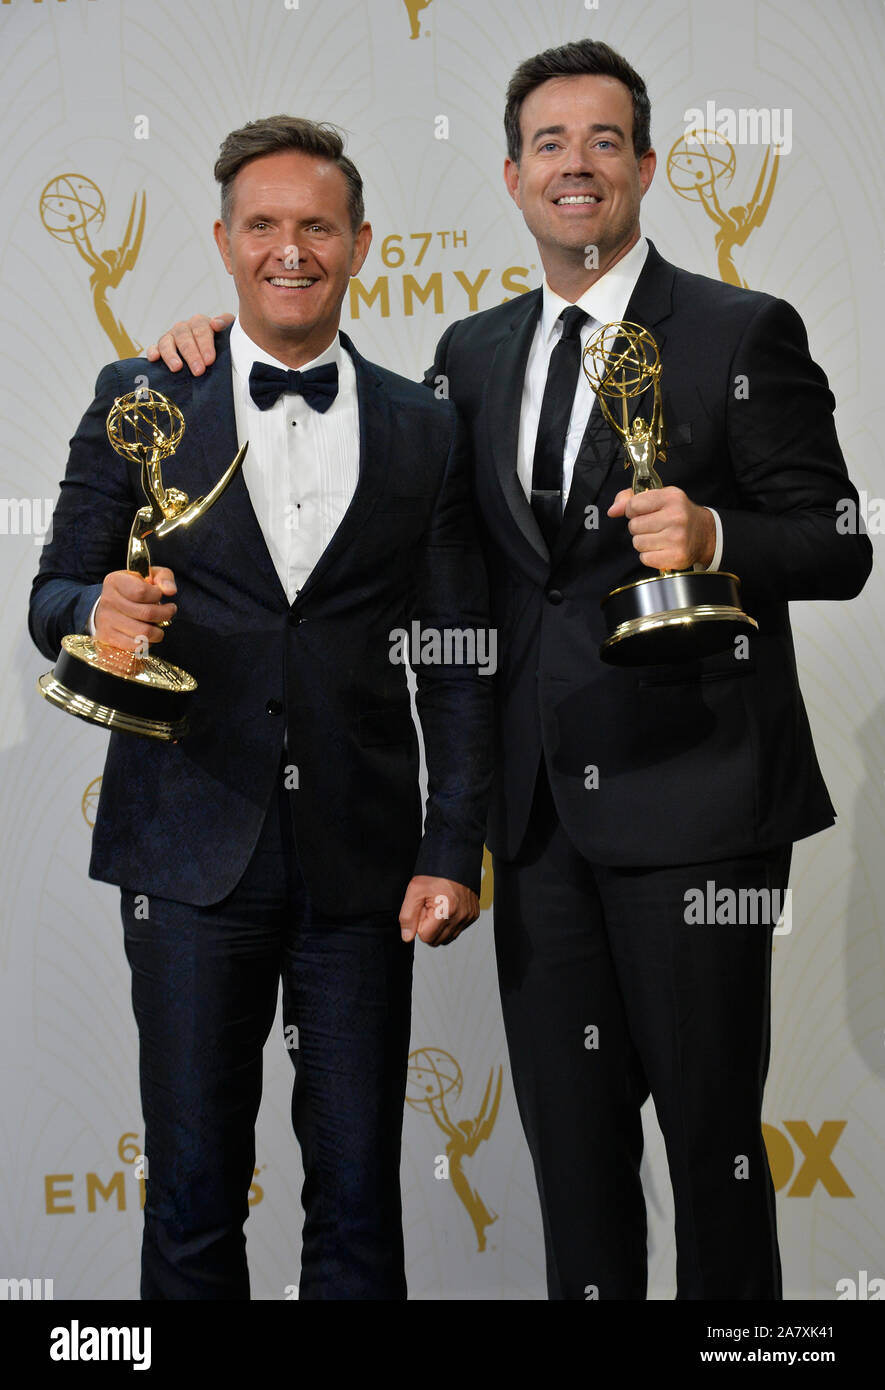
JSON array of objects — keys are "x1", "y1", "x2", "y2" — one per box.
[{"x1": 248, "y1": 361, "x2": 339, "y2": 413}]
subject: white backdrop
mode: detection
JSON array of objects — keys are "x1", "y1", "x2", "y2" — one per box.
[{"x1": 1, "y1": 0, "x2": 883, "y2": 1301}]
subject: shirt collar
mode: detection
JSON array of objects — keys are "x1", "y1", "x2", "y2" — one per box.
[
  {"x1": 540, "y1": 235, "x2": 649, "y2": 342},
  {"x1": 230, "y1": 317, "x2": 342, "y2": 386}
]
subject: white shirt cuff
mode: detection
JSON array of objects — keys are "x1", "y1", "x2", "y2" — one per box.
[
  {"x1": 695, "y1": 507, "x2": 722, "y2": 572},
  {"x1": 87, "y1": 596, "x2": 100, "y2": 635}
]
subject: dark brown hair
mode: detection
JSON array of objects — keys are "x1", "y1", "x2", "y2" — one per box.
[
  {"x1": 215, "y1": 116, "x2": 365, "y2": 230},
  {"x1": 504, "y1": 40, "x2": 651, "y2": 163}
]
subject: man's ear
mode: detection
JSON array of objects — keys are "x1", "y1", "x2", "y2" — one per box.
[
  {"x1": 638, "y1": 147, "x2": 657, "y2": 199},
  {"x1": 213, "y1": 219, "x2": 233, "y2": 275},
  {"x1": 350, "y1": 221, "x2": 372, "y2": 277},
  {"x1": 503, "y1": 157, "x2": 522, "y2": 209}
]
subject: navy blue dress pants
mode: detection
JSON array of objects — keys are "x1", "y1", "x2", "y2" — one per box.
[{"x1": 121, "y1": 773, "x2": 414, "y2": 1300}]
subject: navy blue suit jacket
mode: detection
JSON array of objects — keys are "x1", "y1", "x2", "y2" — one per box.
[
  {"x1": 429, "y1": 241, "x2": 872, "y2": 866},
  {"x1": 30, "y1": 329, "x2": 493, "y2": 912}
]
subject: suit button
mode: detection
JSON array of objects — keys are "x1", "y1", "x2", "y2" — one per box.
[
  {"x1": 288, "y1": 612, "x2": 302, "y2": 627},
  {"x1": 546, "y1": 589, "x2": 563, "y2": 605},
  {"x1": 265, "y1": 699, "x2": 283, "y2": 716}
]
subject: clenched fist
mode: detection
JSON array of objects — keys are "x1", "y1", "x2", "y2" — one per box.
[
  {"x1": 94, "y1": 566, "x2": 178, "y2": 651},
  {"x1": 608, "y1": 486, "x2": 716, "y2": 572}
]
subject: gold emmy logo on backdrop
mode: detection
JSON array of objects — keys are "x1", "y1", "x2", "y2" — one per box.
[
  {"x1": 403, "y1": 0, "x2": 432, "y2": 39},
  {"x1": 583, "y1": 321, "x2": 757, "y2": 665},
  {"x1": 407, "y1": 1047, "x2": 503, "y2": 1251},
  {"x1": 40, "y1": 174, "x2": 146, "y2": 359},
  {"x1": 666, "y1": 130, "x2": 779, "y2": 288},
  {"x1": 38, "y1": 390, "x2": 247, "y2": 741},
  {"x1": 81, "y1": 776, "x2": 103, "y2": 827},
  {"x1": 42, "y1": 1130, "x2": 264, "y2": 1215}
]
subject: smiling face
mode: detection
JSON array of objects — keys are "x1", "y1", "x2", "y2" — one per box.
[
  {"x1": 213, "y1": 149, "x2": 371, "y2": 367},
  {"x1": 504, "y1": 73, "x2": 655, "y2": 296}
]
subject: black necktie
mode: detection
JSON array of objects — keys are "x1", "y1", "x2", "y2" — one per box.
[
  {"x1": 249, "y1": 361, "x2": 339, "y2": 413},
  {"x1": 531, "y1": 305, "x2": 589, "y2": 550}
]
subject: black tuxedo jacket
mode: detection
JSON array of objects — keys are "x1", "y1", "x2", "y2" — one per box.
[
  {"x1": 30, "y1": 330, "x2": 492, "y2": 913},
  {"x1": 429, "y1": 241, "x2": 872, "y2": 866}
]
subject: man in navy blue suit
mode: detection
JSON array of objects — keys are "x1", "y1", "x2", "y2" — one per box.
[{"x1": 30, "y1": 116, "x2": 492, "y2": 1300}]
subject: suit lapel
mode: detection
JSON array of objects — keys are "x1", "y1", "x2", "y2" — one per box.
[
  {"x1": 554, "y1": 242, "x2": 676, "y2": 563},
  {"x1": 185, "y1": 329, "x2": 287, "y2": 606},
  {"x1": 482, "y1": 289, "x2": 549, "y2": 564}
]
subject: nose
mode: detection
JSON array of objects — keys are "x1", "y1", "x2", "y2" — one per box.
[
  {"x1": 278, "y1": 240, "x2": 304, "y2": 271},
  {"x1": 560, "y1": 141, "x2": 595, "y2": 176}
]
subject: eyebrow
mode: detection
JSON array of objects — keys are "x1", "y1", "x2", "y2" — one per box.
[
  {"x1": 530, "y1": 122, "x2": 626, "y2": 145},
  {"x1": 239, "y1": 212, "x2": 332, "y2": 227}
]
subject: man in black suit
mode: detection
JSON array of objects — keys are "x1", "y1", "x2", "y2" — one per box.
[
  {"x1": 29, "y1": 117, "x2": 492, "y2": 1300},
  {"x1": 150, "y1": 43, "x2": 872, "y2": 1300},
  {"x1": 427, "y1": 40, "x2": 872, "y2": 1299}
]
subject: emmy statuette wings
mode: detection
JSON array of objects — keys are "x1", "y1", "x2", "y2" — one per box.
[
  {"x1": 582, "y1": 321, "x2": 757, "y2": 665},
  {"x1": 38, "y1": 389, "x2": 247, "y2": 741}
]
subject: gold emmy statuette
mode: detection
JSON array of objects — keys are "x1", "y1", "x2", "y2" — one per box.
[
  {"x1": 583, "y1": 321, "x2": 757, "y2": 666},
  {"x1": 38, "y1": 390, "x2": 247, "y2": 741}
]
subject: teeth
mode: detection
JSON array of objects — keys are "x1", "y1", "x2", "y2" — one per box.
[
  {"x1": 269, "y1": 277, "x2": 313, "y2": 287},
  {"x1": 556, "y1": 195, "x2": 599, "y2": 204}
]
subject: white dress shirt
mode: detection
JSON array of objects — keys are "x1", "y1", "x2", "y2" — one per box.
[
  {"x1": 517, "y1": 236, "x2": 722, "y2": 569},
  {"x1": 88, "y1": 321, "x2": 361, "y2": 634},
  {"x1": 230, "y1": 318, "x2": 360, "y2": 603}
]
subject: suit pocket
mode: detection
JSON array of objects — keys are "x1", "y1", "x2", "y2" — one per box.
[{"x1": 667, "y1": 421, "x2": 693, "y2": 446}]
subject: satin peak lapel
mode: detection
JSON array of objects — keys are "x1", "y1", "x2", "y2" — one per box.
[
  {"x1": 482, "y1": 292, "x2": 549, "y2": 564},
  {"x1": 294, "y1": 332, "x2": 387, "y2": 603},
  {"x1": 185, "y1": 332, "x2": 286, "y2": 607}
]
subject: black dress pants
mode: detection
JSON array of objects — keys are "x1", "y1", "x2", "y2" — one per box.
[{"x1": 493, "y1": 764, "x2": 788, "y2": 1300}]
